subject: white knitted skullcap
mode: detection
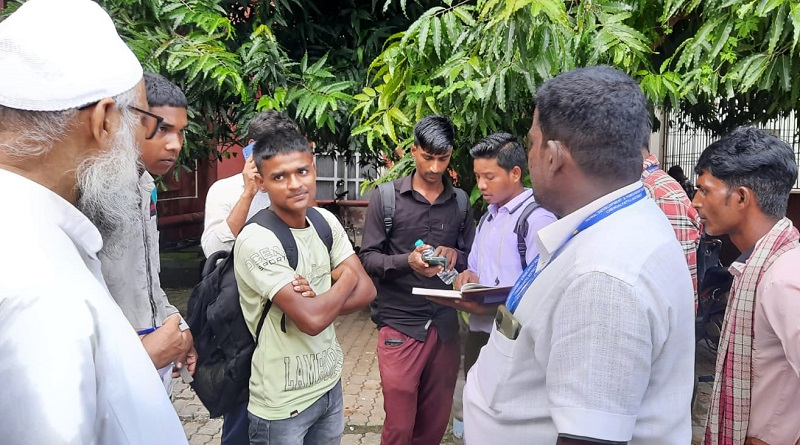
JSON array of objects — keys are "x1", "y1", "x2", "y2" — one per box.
[{"x1": 0, "y1": 0, "x2": 143, "y2": 111}]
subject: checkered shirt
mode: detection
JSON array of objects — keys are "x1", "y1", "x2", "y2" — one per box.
[{"x1": 642, "y1": 155, "x2": 702, "y2": 299}]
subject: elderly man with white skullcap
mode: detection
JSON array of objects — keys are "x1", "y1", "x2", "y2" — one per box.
[{"x1": 0, "y1": 0, "x2": 188, "y2": 443}]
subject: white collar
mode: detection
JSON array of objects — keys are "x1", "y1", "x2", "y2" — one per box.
[
  {"x1": 0, "y1": 168, "x2": 103, "y2": 260},
  {"x1": 535, "y1": 181, "x2": 643, "y2": 265}
]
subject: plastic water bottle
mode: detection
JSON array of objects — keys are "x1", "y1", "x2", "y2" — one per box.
[{"x1": 414, "y1": 239, "x2": 458, "y2": 285}]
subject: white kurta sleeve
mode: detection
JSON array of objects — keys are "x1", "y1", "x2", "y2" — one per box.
[{"x1": 201, "y1": 179, "x2": 237, "y2": 257}]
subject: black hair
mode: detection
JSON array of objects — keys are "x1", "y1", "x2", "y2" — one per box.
[
  {"x1": 413, "y1": 114, "x2": 455, "y2": 155},
  {"x1": 252, "y1": 127, "x2": 311, "y2": 174},
  {"x1": 667, "y1": 165, "x2": 687, "y2": 182},
  {"x1": 469, "y1": 132, "x2": 526, "y2": 173},
  {"x1": 143, "y1": 72, "x2": 187, "y2": 108},
  {"x1": 246, "y1": 110, "x2": 301, "y2": 142},
  {"x1": 534, "y1": 65, "x2": 650, "y2": 182},
  {"x1": 694, "y1": 126, "x2": 797, "y2": 219}
]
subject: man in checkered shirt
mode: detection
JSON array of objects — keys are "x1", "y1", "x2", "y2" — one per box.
[{"x1": 641, "y1": 145, "x2": 702, "y2": 303}]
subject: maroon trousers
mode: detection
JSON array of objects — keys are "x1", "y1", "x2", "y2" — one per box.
[{"x1": 377, "y1": 325, "x2": 460, "y2": 445}]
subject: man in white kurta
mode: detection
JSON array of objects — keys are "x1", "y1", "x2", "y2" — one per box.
[
  {"x1": 0, "y1": 0, "x2": 187, "y2": 443},
  {"x1": 0, "y1": 170, "x2": 187, "y2": 444}
]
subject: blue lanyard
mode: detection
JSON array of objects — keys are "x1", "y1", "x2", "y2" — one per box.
[
  {"x1": 505, "y1": 187, "x2": 647, "y2": 312},
  {"x1": 137, "y1": 326, "x2": 158, "y2": 335},
  {"x1": 644, "y1": 164, "x2": 659, "y2": 174}
]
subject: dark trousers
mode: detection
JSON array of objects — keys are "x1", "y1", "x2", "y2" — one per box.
[
  {"x1": 378, "y1": 325, "x2": 460, "y2": 445},
  {"x1": 463, "y1": 330, "x2": 490, "y2": 378},
  {"x1": 221, "y1": 401, "x2": 249, "y2": 445}
]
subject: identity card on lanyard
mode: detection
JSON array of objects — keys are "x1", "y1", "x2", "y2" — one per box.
[{"x1": 495, "y1": 187, "x2": 647, "y2": 340}]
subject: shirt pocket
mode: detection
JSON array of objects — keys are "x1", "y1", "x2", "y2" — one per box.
[
  {"x1": 476, "y1": 325, "x2": 518, "y2": 412},
  {"x1": 390, "y1": 220, "x2": 427, "y2": 251},
  {"x1": 427, "y1": 209, "x2": 462, "y2": 248}
]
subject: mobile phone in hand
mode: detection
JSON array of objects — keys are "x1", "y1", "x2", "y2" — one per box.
[{"x1": 242, "y1": 142, "x2": 254, "y2": 160}]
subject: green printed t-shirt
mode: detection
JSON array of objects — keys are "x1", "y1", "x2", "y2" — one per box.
[{"x1": 233, "y1": 208, "x2": 354, "y2": 420}]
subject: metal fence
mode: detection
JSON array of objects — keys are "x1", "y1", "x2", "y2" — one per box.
[
  {"x1": 315, "y1": 152, "x2": 377, "y2": 201},
  {"x1": 662, "y1": 110, "x2": 800, "y2": 191}
]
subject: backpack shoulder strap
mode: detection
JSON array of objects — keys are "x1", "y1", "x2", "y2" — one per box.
[
  {"x1": 254, "y1": 300, "x2": 273, "y2": 345},
  {"x1": 245, "y1": 208, "x2": 300, "y2": 335},
  {"x1": 246, "y1": 208, "x2": 299, "y2": 269},
  {"x1": 513, "y1": 200, "x2": 541, "y2": 269},
  {"x1": 454, "y1": 188, "x2": 469, "y2": 250},
  {"x1": 476, "y1": 211, "x2": 491, "y2": 234},
  {"x1": 378, "y1": 181, "x2": 395, "y2": 237},
  {"x1": 306, "y1": 207, "x2": 333, "y2": 253}
]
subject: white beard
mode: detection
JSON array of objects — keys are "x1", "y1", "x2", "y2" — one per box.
[{"x1": 75, "y1": 113, "x2": 142, "y2": 257}]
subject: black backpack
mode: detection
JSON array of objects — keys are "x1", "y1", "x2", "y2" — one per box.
[
  {"x1": 186, "y1": 207, "x2": 333, "y2": 418},
  {"x1": 476, "y1": 196, "x2": 540, "y2": 269}
]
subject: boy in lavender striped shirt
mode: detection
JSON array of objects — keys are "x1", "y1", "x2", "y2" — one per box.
[{"x1": 428, "y1": 132, "x2": 556, "y2": 373}]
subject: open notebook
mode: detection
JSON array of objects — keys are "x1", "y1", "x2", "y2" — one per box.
[{"x1": 412, "y1": 283, "x2": 512, "y2": 304}]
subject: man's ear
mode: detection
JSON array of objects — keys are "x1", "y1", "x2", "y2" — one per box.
[
  {"x1": 510, "y1": 165, "x2": 522, "y2": 182},
  {"x1": 85, "y1": 98, "x2": 118, "y2": 149},
  {"x1": 546, "y1": 140, "x2": 566, "y2": 171},
  {"x1": 255, "y1": 172, "x2": 266, "y2": 192},
  {"x1": 736, "y1": 186, "x2": 754, "y2": 209}
]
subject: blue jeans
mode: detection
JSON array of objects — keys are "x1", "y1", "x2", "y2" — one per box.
[
  {"x1": 221, "y1": 401, "x2": 249, "y2": 445},
  {"x1": 247, "y1": 380, "x2": 343, "y2": 445}
]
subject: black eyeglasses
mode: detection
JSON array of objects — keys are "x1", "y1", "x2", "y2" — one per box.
[{"x1": 128, "y1": 106, "x2": 165, "y2": 140}]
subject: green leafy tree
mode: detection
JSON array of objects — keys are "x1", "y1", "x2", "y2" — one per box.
[
  {"x1": 5, "y1": 0, "x2": 800, "y2": 187},
  {"x1": 354, "y1": 0, "x2": 800, "y2": 195},
  {"x1": 2, "y1": 0, "x2": 436, "y2": 171}
]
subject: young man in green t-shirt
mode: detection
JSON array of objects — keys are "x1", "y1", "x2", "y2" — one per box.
[{"x1": 233, "y1": 128, "x2": 376, "y2": 444}]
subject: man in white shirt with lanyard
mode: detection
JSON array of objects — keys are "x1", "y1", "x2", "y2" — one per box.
[{"x1": 462, "y1": 66, "x2": 695, "y2": 445}]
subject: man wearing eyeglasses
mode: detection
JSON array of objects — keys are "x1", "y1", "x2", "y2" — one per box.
[
  {"x1": 100, "y1": 71, "x2": 195, "y2": 396},
  {"x1": 0, "y1": 0, "x2": 187, "y2": 443}
]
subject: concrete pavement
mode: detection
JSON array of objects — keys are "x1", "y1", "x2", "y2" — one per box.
[{"x1": 172, "y1": 308, "x2": 715, "y2": 444}]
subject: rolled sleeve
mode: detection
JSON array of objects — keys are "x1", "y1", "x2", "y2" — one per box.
[
  {"x1": 547, "y1": 272, "x2": 652, "y2": 443},
  {"x1": 201, "y1": 220, "x2": 235, "y2": 257},
  {"x1": 550, "y1": 407, "x2": 636, "y2": 443},
  {"x1": 162, "y1": 302, "x2": 180, "y2": 320},
  {"x1": 201, "y1": 180, "x2": 239, "y2": 257}
]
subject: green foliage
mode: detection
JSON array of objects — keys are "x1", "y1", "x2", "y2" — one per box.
[
  {"x1": 662, "y1": 0, "x2": 800, "y2": 134},
  {"x1": 2, "y1": 0, "x2": 437, "y2": 174},
  {"x1": 99, "y1": 0, "x2": 259, "y2": 170},
  {"x1": 4, "y1": 0, "x2": 800, "y2": 189},
  {"x1": 355, "y1": 0, "x2": 800, "y2": 194}
]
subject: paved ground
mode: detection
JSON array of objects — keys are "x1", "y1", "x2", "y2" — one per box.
[{"x1": 172, "y1": 308, "x2": 716, "y2": 445}]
